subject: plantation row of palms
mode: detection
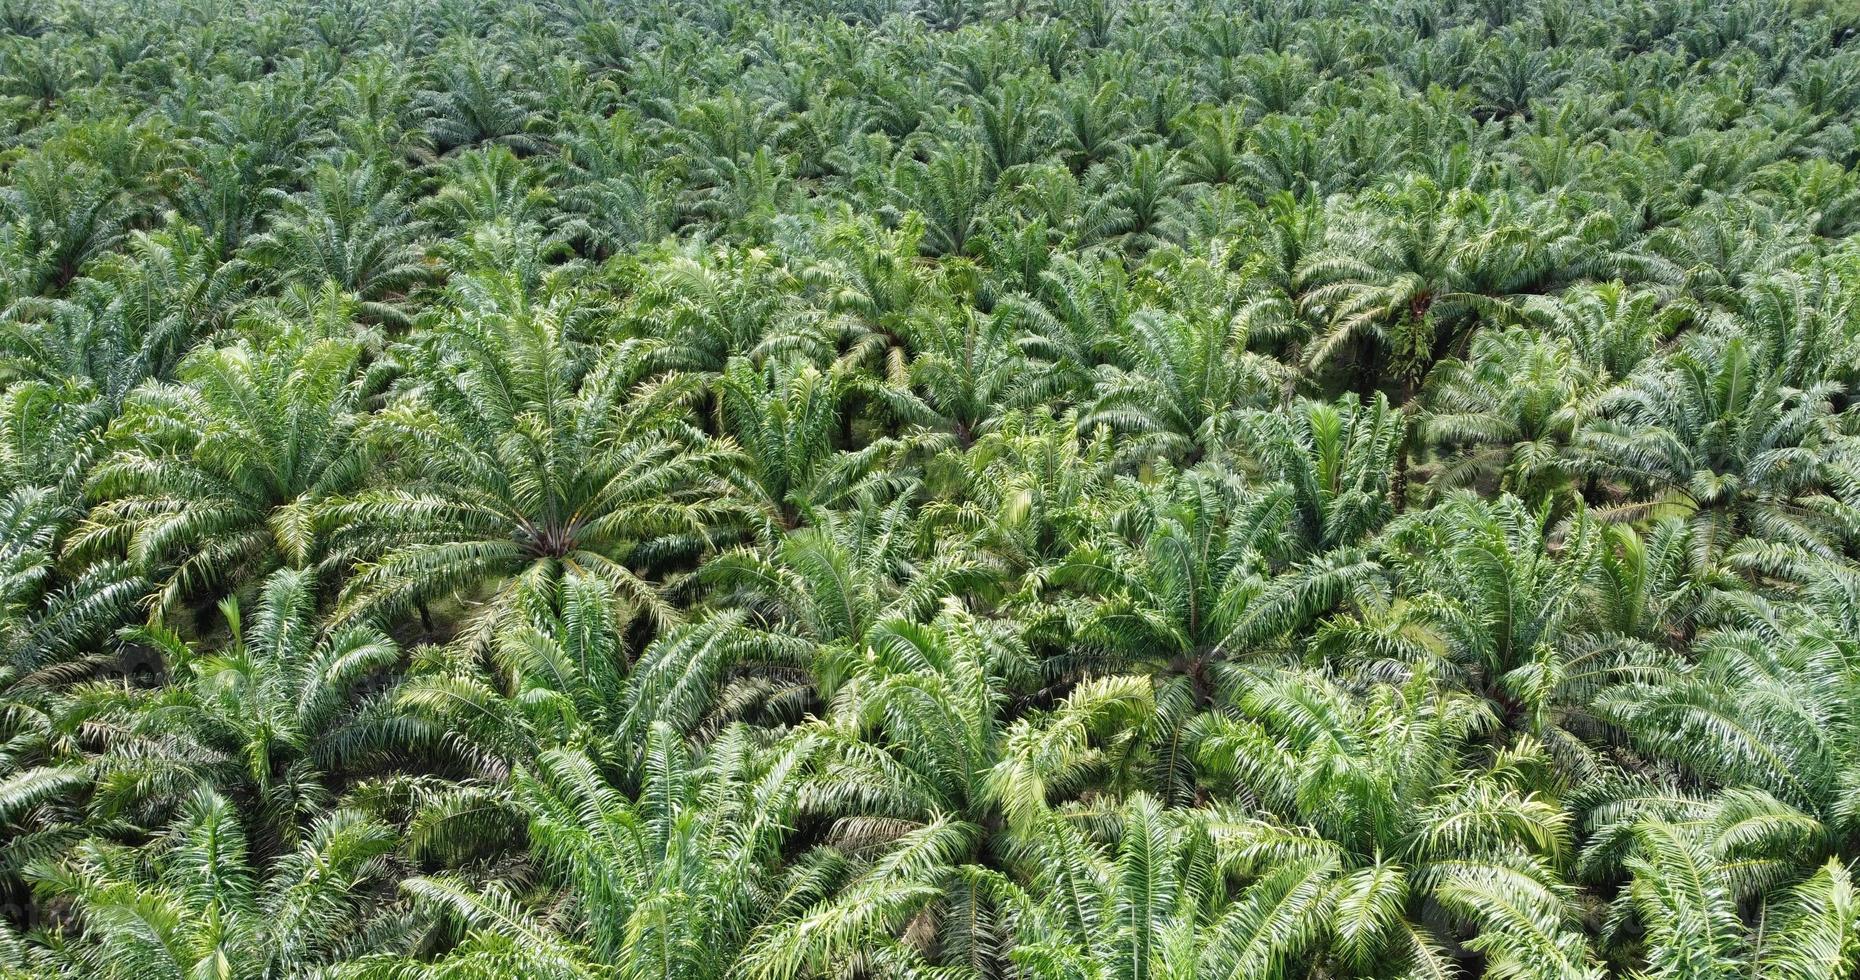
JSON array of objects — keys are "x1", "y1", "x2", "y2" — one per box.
[{"x1": 2, "y1": 0, "x2": 1860, "y2": 977}]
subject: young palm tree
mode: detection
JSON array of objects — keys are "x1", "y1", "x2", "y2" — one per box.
[
  {"x1": 906, "y1": 306, "x2": 1038, "y2": 449},
  {"x1": 393, "y1": 569, "x2": 635, "y2": 767},
  {"x1": 1207, "y1": 393, "x2": 1407, "y2": 653},
  {"x1": 417, "y1": 52, "x2": 539, "y2": 156},
  {"x1": 1595, "y1": 574, "x2": 1860, "y2": 847},
  {"x1": 2, "y1": 221, "x2": 238, "y2": 415},
  {"x1": 0, "y1": 154, "x2": 133, "y2": 302}
]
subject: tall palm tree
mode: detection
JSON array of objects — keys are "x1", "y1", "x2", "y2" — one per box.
[
  {"x1": 1051, "y1": 471, "x2": 1273, "y2": 694},
  {"x1": 1009, "y1": 792, "x2": 1231, "y2": 980},
  {"x1": 887, "y1": 146, "x2": 990, "y2": 259},
  {"x1": 616, "y1": 243, "x2": 798, "y2": 380},
  {"x1": 421, "y1": 145, "x2": 556, "y2": 236}
]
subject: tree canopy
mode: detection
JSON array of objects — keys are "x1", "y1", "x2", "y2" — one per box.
[{"x1": 2, "y1": 0, "x2": 1860, "y2": 977}]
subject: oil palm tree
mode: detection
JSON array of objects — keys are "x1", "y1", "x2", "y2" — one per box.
[
  {"x1": 1594, "y1": 578, "x2": 1860, "y2": 847},
  {"x1": 329, "y1": 297, "x2": 737, "y2": 642},
  {"x1": 0, "y1": 381, "x2": 142, "y2": 677},
  {"x1": 616, "y1": 243, "x2": 799, "y2": 380},
  {"x1": 0, "y1": 154, "x2": 133, "y2": 302},
  {"x1": 417, "y1": 51, "x2": 539, "y2": 156},
  {"x1": 393, "y1": 569, "x2": 636, "y2": 768},
  {"x1": 622, "y1": 498, "x2": 995, "y2": 747},
  {"x1": 1323, "y1": 493, "x2": 1660, "y2": 762},
  {"x1": 240, "y1": 159, "x2": 430, "y2": 327},
  {"x1": 1597, "y1": 814, "x2": 1858, "y2": 979},
  {"x1": 71, "y1": 567, "x2": 402, "y2": 843},
  {"x1": 1577, "y1": 335, "x2": 1848, "y2": 559},
  {"x1": 1009, "y1": 792, "x2": 1231, "y2": 980},
  {"x1": 1299, "y1": 178, "x2": 1548, "y2": 393},
  {"x1": 1190, "y1": 668, "x2": 1602, "y2": 980},
  {"x1": 906, "y1": 306, "x2": 1038, "y2": 449},
  {"x1": 1208, "y1": 393, "x2": 1406, "y2": 652},
  {"x1": 71, "y1": 330, "x2": 371, "y2": 613},
  {"x1": 1520, "y1": 282, "x2": 1670, "y2": 385},
  {"x1": 1051, "y1": 471, "x2": 1276, "y2": 694},
  {"x1": 714, "y1": 356, "x2": 852, "y2": 534},
  {"x1": 349, "y1": 725, "x2": 820, "y2": 980},
  {"x1": 751, "y1": 609, "x2": 1158, "y2": 977},
  {"x1": 1, "y1": 221, "x2": 238, "y2": 415},
  {"x1": 1419, "y1": 328, "x2": 1599, "y2": 505},
  {"x1": 28, "y1": 789, "x2": 403, "y2": 980},
  {"x1": 1079, "y1": 304, "x2": 1282, "y2": 467}
]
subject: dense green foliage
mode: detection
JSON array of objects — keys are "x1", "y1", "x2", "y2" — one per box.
[{"x1": 3, "y1": 0, "x2": 1860, "y2": 976}]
